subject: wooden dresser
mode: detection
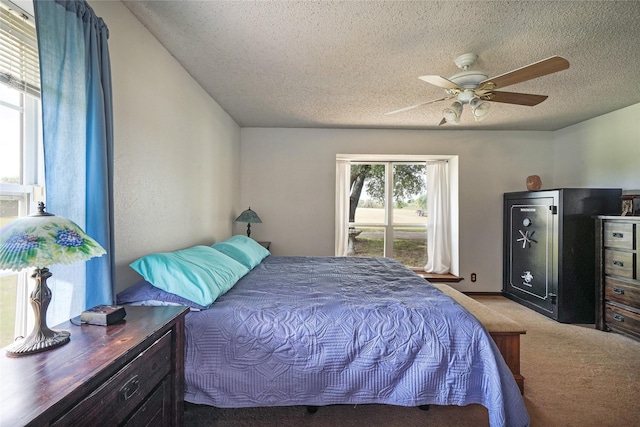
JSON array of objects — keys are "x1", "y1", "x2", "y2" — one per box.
[
  {"x1": 0, "y1": 305, "x2": 189, "y2": 426},
  {"x1": 595, "y1": 216, "x2": 640, "y2": 341}
]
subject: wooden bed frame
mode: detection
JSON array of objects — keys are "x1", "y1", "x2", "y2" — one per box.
[{"x1": 433, "y1": 284, "x2": 526, "y2": 394}]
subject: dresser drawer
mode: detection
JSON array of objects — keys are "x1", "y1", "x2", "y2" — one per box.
[
  {"x1": 124, "y1": 378, "x2": 171, "y2": 427},
  {"x1": 53, "y1": 331, "x2": 172, "y2": 426},
  {"x1": 604, "y1": 277, "x2": 640, "y2": 308},
  {"x1": 604, "y1": 222, "x2": 635, "y2": 249},
  {"x1": 604, "y1": 249, "x2": 636, "y2": 279},
  {"x1": 604, "y1": 303, "x2": 640, "y2": 339}
]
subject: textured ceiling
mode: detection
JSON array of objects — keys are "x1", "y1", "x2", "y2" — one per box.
[{"x1": 122, "y1": 1, "x2": 640, "y2": 131}]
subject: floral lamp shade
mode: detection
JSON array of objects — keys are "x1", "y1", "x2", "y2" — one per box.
[
  {"x1": 0, "y1": 211, "x2": 106, "y2": 271},
  {"x1": 0, "y1": 202, "x2": 106, "y2": 357}
]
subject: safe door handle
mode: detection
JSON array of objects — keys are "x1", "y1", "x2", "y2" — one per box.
[
  {"x1": 612, "y1": 260, "x2": 624, "y2": 267},
  {"x1": 613, "y1": 288, "x2": 625, "y2": 295},
  {"x1": 612, "y1": 232, "x2": 624, "y2": 238}
]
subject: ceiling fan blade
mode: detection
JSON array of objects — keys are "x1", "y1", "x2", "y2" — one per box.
[
  {"x1": 480, "y1": 56, "x2": 569, "y2": 90},
  {"x1": 384, "y1": 96, "x2": 454, "y2": 115},
  {"x1": 419, "y1": 75, "x2": 462, "y2": 90},
  {"x1": 483, "y1": 91, "x2": 549, "y2": 106}
]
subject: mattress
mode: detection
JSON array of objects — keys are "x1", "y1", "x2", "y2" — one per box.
[{"x1": 178, "y1": 256, "x2": 529, "y2": 427}]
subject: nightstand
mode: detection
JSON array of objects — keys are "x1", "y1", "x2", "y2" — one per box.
[
  {"x1": 0, "y1": 305, "x2": 189, "y2": 426},
  {"x1": 258, "y1": 241, "x2": 271, "y2": 250}
]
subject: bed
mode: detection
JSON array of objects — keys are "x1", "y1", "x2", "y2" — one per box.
[{"x1": 118, "y1": 238, "x2": 529, "y2": 427}]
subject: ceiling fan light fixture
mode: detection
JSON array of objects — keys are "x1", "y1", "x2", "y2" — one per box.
[
  {"x1": 469, "y1": 97, "x2": 490, "y2": 121},
  {"x1": 385, "y1": 53, "x2": 569, "y2": 126},
  {"x1": 443, "y1": 101, "x2": 462, "y2": 124}
]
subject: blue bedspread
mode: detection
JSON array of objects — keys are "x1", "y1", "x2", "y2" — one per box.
[{"x1": 182, "y1": 256, "x2": 529, "y2": 427}]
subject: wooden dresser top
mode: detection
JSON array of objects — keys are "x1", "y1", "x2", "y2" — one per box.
[
  {"x1": 595, "y1": 215, "x2": 640, "y2": 221},
  {"x1": 0, "y1": 305, "x2": 188, "y2": 426}
]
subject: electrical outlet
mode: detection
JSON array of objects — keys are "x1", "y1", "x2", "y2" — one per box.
[{"x1": 471, "y1": 273, "x2": 477, "y2": 282}]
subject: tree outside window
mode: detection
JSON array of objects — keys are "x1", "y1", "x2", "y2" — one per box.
[{"x1": 347, "y1": 162, "x2": 427, "y2": 268}]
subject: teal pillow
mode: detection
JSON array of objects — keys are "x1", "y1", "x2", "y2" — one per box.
[
  {"x1": 212, "y1": 235, "x2": 270, "y2": 269},
  {"x1": 129, "y1": 245, "x2": 249, "y2": 306}
]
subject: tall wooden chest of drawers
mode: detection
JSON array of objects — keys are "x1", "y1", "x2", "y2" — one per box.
[
  {"x1": 595, "y1": 216, "x2": 640, "y2": 341},
  {"x1": 0, "y1": 305, "x2": 189, "y2": 426}
]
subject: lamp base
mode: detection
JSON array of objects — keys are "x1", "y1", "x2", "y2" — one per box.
[
  {"x1": 5, "y1": 329, "x2": 70, "y2": 357},
  {"x1": 5, "y1": 267, "x2": 71, "y2": 358}
]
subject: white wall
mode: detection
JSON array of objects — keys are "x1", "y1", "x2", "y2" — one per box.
[
  {"x1": 90, "y1": 0, "x2": 638, "y2": 294},
  {"x1": 240, "y1": 128, "x2": 554, "y2": 292},
  {"x1": 90, "y1": 1, "x2": 241, "y2": 291},
  {"x1": 553, "y1": 103, "x2": 640, "y2": 189}
]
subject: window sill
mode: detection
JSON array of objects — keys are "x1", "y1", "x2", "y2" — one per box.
[{"x1": 412, "y1": 270, "x2": 464, "y2": 283}]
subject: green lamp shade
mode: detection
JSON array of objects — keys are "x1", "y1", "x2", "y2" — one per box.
[
  {"x1": 0, "y1": 211, "x2": 106, "y2": 271},
  {"x1": 235, "y1": 207, "x2": 262, "y2": 224}
]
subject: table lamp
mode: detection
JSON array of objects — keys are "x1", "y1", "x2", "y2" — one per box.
[
  {"x1": 0, "y1": 202, "x2": 106, "y2": 357},
  {"x1": 235, "y1": 207, "x2": 262, "y2": 237}
]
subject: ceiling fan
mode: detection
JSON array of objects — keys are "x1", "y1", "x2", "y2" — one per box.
[{"x1": 385, "y1": 53, "x2": 570, "y2": 125}]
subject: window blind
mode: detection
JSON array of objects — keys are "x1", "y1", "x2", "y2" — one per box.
[{"x1": 0, "y1": 1, "x2": 39, "y2": 97}]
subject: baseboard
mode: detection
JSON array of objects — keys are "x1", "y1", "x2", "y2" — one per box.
[
  {"x1": 463, "y1": 292, "x2": 503, "y2": 296},
  {"x1": 413, "y1": 271, "x2": 464, "y2": 283}
]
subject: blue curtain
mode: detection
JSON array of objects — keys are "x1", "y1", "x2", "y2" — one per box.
[{"x1": 34, "y1": 0, "x2": 114, "y2": 318}]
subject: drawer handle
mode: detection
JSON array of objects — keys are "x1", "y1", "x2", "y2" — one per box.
[
  {"x1": 612, "y1": 314, "x2": 625, "y2": 322},
  {"x1": 612, "y1": 232, "x2": 624, "y2": 238},
  {"x1": 119, "y1": 375, "x2": 140, "y2": 402},
  {"x1": 612, "y1": 260, "x2": 624, "y2": 267},
  {"x1": 613, "y1": 287, "x2": 625, "y2": 295}
]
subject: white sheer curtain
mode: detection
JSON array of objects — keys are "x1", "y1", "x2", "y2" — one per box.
[
  {"x1": 335, "y1": 159, "x2": 351, "y2": 256},
  {"x1": 425, "y1": 161, "x2": 451, "y2": 273}
]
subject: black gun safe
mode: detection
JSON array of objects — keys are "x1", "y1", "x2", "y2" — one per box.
[{"x1": 503, "y1": 188, "x2": 621, "y2": 323}]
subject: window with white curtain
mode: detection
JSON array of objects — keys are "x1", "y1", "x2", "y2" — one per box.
[
  {"x1": 336, "y1": 154, "x2": 458, "y2": 274},
  {"x1": 347, "y1": 161, "x2": 428, "y2": 268},
  {"x1": 0, "y1": 0, "x2": 43, "y2": 347}
]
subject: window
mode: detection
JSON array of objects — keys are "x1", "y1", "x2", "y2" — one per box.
[
  {"x1": 336, "y1": 155, "x2": 459, "y2": 274},
  {"x1": 348, "y1": 162, "x2": 428, "y2": 268},
  {"x1": 0, "y1": 0, "x2": 43, "y2": 347}
]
